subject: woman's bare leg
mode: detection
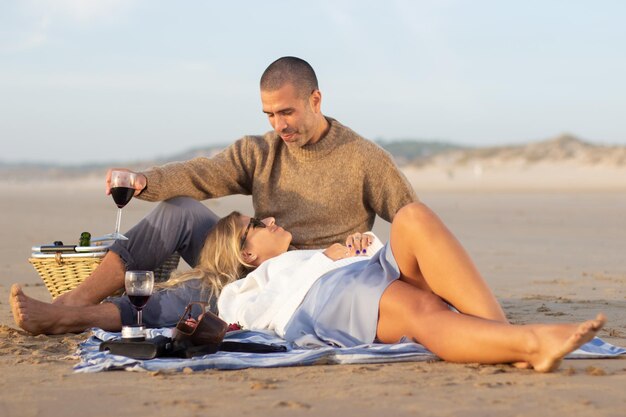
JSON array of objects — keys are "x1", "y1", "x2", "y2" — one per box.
[
  {"x1": 53, "y1": 251, "x2": 125, "y2": 307},
  {"x1": 390, "y1": 202, "x2": 507, "y2": 322},
  {"x1": 11, "y1": 284, "x2": 122, "y2": 335},
  {"x1": 377, "y1": 281, "x2": 605, "y2": 372}
]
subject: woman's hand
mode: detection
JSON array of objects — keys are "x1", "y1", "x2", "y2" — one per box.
[
  {"x1": 323, "y1": 233, "x2": 373, "y2": 261},
  {"x1": 323, "y1": 243, "x2": 352, "y2": 261},
  {"x1": 345, "y1": 233, "x2": 373, "y2": 256}
]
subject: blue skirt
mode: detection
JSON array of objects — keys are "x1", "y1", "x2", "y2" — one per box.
[{"x1": 282, "y1": 242, "x2": 401, "y2": 347}]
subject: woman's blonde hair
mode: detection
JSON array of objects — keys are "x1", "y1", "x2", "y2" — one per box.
[{"x1": 157, "y1": 211, "x2": 253, "y2": 303}]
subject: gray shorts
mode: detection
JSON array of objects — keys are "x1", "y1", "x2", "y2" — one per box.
[{"x1": 109, "y1": 197, "x2": 219, "y2": 271}]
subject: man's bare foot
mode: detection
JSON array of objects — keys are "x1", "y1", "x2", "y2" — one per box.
[
  {"x1": 10, "y1": 284, "x2": 82, "y2": 335},
  {"x1": 9, "y1": 284, "x2": 24, "y2": 329},
  {"x1": 530, "y1": 314, "x2": 606, "y2": 373}
]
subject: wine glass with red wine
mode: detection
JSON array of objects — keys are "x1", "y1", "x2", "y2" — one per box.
[
  {"x1": 124, "y1": 270, "x2": 154, "y2": 328},
  {"x1": 106, "y1": 170, "x2": 137, "y2": 240}
]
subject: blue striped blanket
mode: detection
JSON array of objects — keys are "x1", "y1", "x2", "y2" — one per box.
[{"x1": 74, "y1": 328, "x2": 626, "y2": 373}]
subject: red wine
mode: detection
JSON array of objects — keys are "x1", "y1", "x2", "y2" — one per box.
[
  {"x1": 111, "y1": 186, "x2": 134, "y2": 208},
  {"x1": 128, "y1": 294, "x2": 150, "y2": 309}
]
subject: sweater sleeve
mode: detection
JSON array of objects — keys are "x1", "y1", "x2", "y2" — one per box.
[
  {"x1": 137, "y1": 137, "x2": 256, "y2": 202},
  {"x1": 364, "y1": 148, "x2": 418, "y2": 222}
]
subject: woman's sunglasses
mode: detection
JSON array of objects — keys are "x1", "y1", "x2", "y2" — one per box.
[{"x1": 240, "y1": 217, "x2": 267, "y2": 249}]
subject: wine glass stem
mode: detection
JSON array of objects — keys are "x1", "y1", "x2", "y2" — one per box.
[
  {"x1": 115, "y1": 208, "x2": 123, "y2": 235},
  {"x1": 137, "y1": 309, "x2": 143, "y2": 326}
]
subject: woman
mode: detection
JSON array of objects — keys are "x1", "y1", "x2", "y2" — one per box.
[
  {"x1": 210, "y1": 203, "x2": 604, "y2": 372},
  {"x1": 11, "y1": 202, "x2": 604, "y2": 372}
]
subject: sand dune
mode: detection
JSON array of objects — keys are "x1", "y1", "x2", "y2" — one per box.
[{"x1": 401, "y1": 135, "x2": 626, "y2": 191}]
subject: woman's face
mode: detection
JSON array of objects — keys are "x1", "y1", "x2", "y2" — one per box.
[{"x1": 239, "y1": 215, "x2": 292, "y2": 266}]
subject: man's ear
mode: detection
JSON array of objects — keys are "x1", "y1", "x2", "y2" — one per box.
[{"x1": 309, "y1": 89, "x2": 322, "y2": 113}]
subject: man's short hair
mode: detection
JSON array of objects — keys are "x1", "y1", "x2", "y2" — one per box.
[{"x1": 260, "y1": 56, "x2": 319, "y2": 98}]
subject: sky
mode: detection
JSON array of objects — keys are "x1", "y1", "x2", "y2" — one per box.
[{"x1": 1, "y1": 0, "x2": 625, "y2": 164}]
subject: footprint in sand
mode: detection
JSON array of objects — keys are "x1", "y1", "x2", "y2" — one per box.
[{"x1": 274, "y1": 400, "x2": 312, "y2": 409}]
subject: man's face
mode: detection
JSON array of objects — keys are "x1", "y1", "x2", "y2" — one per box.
[{"x1": 261, "y1": 83, "x2": 320, "y2": 147}]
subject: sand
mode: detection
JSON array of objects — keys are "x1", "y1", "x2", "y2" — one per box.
[{"x1": 1, "y1": 173, "x2": 625, "y2": 417}]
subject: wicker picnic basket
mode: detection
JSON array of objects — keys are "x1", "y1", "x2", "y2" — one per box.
[{"x1": 29, "y1": 251, "x2": 181, "y2": 299}]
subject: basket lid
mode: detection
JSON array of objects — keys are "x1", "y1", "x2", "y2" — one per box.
[{"x1": 31, "y1": 242, "x2": 111, "y2": 257}]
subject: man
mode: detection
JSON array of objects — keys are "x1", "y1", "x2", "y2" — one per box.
[
  {"x1": 119, "y1": 56, "x2": 415, "y2": 249},
  {"x1": 13, "y1": 56, "x2": 416, "y2": 331}
]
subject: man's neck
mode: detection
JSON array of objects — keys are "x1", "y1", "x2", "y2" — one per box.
[{"x1": 308, "y1": 115, "x2": 330, "y2": 145}]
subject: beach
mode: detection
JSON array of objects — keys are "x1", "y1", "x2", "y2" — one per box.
[{"x1": 1, "y1": 173, "x2": 625, "y2": 417}]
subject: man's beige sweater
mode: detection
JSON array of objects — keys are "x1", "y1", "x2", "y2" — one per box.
[{"x1": 139, "y1": 118, "x2": 417, "y2": 249}]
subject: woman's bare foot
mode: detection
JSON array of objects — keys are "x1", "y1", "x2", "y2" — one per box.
[
  {"x1": 529, "y1": 314, "x2": 606, "y2": 373},
  {"x1": 10, "y1": 284, "x2": 81, "y2": 335}
]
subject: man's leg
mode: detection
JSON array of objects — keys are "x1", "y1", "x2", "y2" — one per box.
[
  {"x1": 52, "y1": 251, "x2": 126, "y2": 307},
  {"x1": 55, "y1": 197, "x2": 219, "y2": 307},
  {"x1": 13, "y1": 278, "x2": 209, "y2": 335},
  {"x1": 11, "y1": 284, "x2": 122, "y2": 335}
]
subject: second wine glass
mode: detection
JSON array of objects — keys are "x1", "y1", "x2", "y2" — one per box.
[{"x1": 124, "y1": 270, "x2": 154, "y2": 327}]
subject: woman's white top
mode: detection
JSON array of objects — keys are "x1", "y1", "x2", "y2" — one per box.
[{"x1": 217, "y1": 233, "x2": 383, "y2": 337}]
